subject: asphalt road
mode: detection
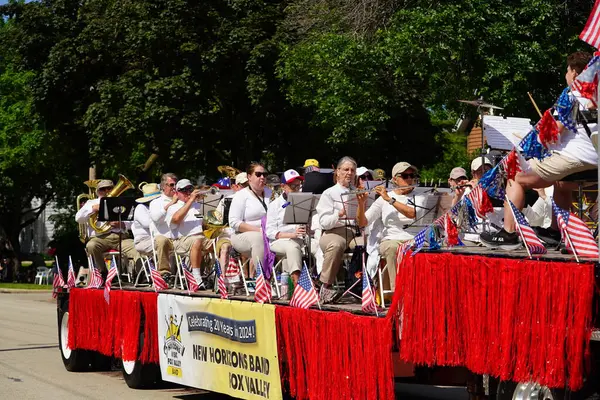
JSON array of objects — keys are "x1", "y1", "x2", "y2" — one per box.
[{"x1": 0, "y1": 292, "x2": 468, "y2": 400}]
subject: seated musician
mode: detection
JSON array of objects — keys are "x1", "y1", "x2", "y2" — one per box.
[
  {"x1": 229, "y1": 163, "x2": 271, "y2": 278},
  {"x1": 470, "y1": 156, "x2": 493, "y2": 185},
  {"x1": 75, "y1": 179, "x2": 138, "y2": 272},
  {"x1": 448, "y1": 167, "x2": 470, "y2": 207},
  {"x1": 356, "y1": 167, "x2": 374, "y2": 186},
  {"x1": 481, "y1": 52, "x2": 598, "y2": 250},
  {"x1": 213, "y1": 173, "x2": 248, "y2": 285},
  {"x1": 166, "y1": 179, "x2": 207, "y2": 284},
  {"x1": 356, "y1": 162, "x2": 417, "y2": 291},
  {"x1": 149, "y1": 173, "x2": 178, "y2": 275},
  {"x1": 266, "y1": 169, "x2": 317, "y2": 285},
  {"x1": 303, "y1": 158, "x2": 320, "y2": 173},
  {"x1": 132, "y1": 183, "x2": 162, "y2": 256},
  {"x1": 315, "y1": 156, "x2": 362, "y2": 303}
]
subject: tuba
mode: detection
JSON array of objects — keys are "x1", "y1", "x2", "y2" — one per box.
[
  {"x1": 76, "y1": 180, "x2": 101, "y2": 243},
  {"x1": 89, "y1": 174, "x2": 134, "y2": 235},
  {"x1": 218, "y1": 165, "x2": 242, "y2": 178}
]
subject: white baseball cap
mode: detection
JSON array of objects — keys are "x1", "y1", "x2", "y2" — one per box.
[
  {"x1": 281, "y1": 169, "x2": 304, "y2": 184},
  {"x1": 235, "y1": 172, "x2": 248, "y2": 185},
  {"x1": 175, "y1": 179, "x2": 193, "y2": 191},
  {"x1": 356, "y1": 167, "x2": 374, "y2": 178},
  {"x1": 470, "y1": 156, "x2": 493, "y2": 171}
]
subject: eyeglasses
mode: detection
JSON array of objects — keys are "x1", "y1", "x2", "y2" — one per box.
[
  {"x1": 288, "y1": 183, "x2": 302, "y2": 190},
  {"x1": 254, "y1": 172, "x2": 267, "y2": 178},
  {"x1": 166, "y1": 183, "x2": 176, "y2": 187},
  {"x1": 453, "y1": 176, "x2": 468, "y2": 181},
  {"x1": 98, "y1": 187, "x2": 113, "y2": 192},
  {"x1": 399, "y1": 173, "x2": 416, "y2": 179},
  {"x1": 359, "y1": 174, "x2": 373, "y2": 180},
  {"x1": 178, "y1": 187, "x2": 193, "y2": 193}
]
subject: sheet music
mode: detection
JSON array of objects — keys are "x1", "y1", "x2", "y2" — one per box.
[{"x1": 483, "y1": 116, "x2": 533, "y2": 150}]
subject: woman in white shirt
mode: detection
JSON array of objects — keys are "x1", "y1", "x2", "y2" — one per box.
[
  {"x1": 315, "y1": 156, "x2": 360, "y2": 303},
  {"x1": 229, "y1": 163, "x2": 271, "y2": 277},
  {"x1": 357, "y1": 162, "x2": 417, "y2": 291}
]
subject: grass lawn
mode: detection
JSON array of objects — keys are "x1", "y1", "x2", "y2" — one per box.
[{"x1": 0, "y1": 283, "x2": 52, "y2": 290}]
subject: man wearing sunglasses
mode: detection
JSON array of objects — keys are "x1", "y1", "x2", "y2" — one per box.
[
  {"x1": 166, "y1": 179, "x2": 208, "y2": 286},
  {"x1": 149, "y1": 173, "x2": 178, "y2": 275},
  {"x1": 75, "y1": 179, "x2": 138, "y2": 272},
  {"x1": 448, "y1": 167, "x2": 471, "y2": 207}
]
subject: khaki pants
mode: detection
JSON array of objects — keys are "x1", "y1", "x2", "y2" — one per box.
[
  {"x1": 231, "y1": 232, "x2": 265, "y2": 265},
  {"x1": 86, "y1": 233, "x2": 138, "y2": 273},
  {"x1": 379, "y1": 239, "x2": 407, "y2": 291},
  {"x1": 270, "y1": 239, "x2": 303, "y2": 274},
  {"x1": 134, "y1": 235, "x2": 173, "y2": 272},
  {"x1": 318, "y1": 227, "x2": 358, "y2": 285},
  {"x1": 172, "y1": 234, "x2": 208, "y2": 256}
]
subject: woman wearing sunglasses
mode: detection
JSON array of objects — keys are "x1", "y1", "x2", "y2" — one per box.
[
  {"x1": 229, "y1": 162, "x2": 271, "y2": 278},
  {"x1": 356, "y1": 162, "x2": 418, "y2": 292}
]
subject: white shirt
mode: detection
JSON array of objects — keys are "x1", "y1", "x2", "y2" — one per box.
[
  {"x1": 364, "y1": 193, "x2": 414, "y2": 242},
  {"x1": 149, "y1": 194, "x2": 174, "y2": 239},
  {"x1": 132, "y1": 204, "x2": 152, "y2": 244},
  {"x1": 266, "y1": 194, "x2": 299, "y2": 241},
  {"x1": 166, "y1": 201, "x2": 203, "y2": 238},
  {"x1": 75, "y1": 198, "x2": 131, "y2": 238},
  {"x1": 316, "y1": 183, "x2": 353, "y2": 231},
  {"x1": 550, "y1": 91, "x2": 598, "y2": 165},
  {"x1": 228, "y1": 187, "x2": 271, "y2": 232}
]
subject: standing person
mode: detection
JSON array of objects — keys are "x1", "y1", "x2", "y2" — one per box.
[
  {"x1": 356, "y1": 162, "x2": 417, "y2": 291},
  {"x1": 315, "y1": 156, "x2": 360, "y2": 303},
  {"x1": 266, "y1": 169, "x2": 317, "y2": 285},
  {"x1": 75, "y1": 179, "x2": 138, "y2": 272},
  {"x1": 303, "y1": 159, "x2": 320, "y2": 173},
  {"x1": 481, "y1": 52, "x2": 598, "y2": 249},
  {"x1": 229, "y1": 163, "x2": 271, "y2": 278},
  {"x1": 149, "y1": 173, "x2": 178, "y2": 275},
  {"x1": 166, "y1": 179, "x2": 208, "y2": 284}
]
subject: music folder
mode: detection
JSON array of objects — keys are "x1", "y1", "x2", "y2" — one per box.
[{"x1": 97, "y1": 197, "x2": 136, "y2": 222}]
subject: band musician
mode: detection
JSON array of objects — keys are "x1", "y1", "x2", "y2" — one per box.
[
  {"x1": 166, "y1": 179, "x2": 209, "y2": 285},
  {"x1": 75, "y1": 179, "x2": 138, "y2": 272},
  {"x1": 356, "y1": 162, "x2": 417, "y2": 291},
  {"x1": 149, "y1": 173, "x2": 178, "y2": 275}
]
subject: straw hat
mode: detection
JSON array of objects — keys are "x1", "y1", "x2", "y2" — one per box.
[{"x1": 136, "y1": 183, "x2": 161, "y2": 203}]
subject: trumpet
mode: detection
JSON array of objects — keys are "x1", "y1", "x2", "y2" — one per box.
[{"x1": 191, "y1": 186, "x2": 220, "y2": 202}]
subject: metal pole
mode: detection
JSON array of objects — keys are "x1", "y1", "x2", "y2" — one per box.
[{"x1": 597, "y1": 86, "x2": 599, "y2": 261}]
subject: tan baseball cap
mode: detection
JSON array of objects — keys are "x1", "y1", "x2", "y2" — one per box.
[
  {"x1": 392, "y1": 162, "x2": 418, "y2": 177},
  {"x1": 449, "y1": 167, "x2": 468, "y2": 180}
]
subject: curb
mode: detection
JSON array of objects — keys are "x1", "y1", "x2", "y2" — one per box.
[{"x1": 0, "y1": 289, "x2": 53, "y2": 294}]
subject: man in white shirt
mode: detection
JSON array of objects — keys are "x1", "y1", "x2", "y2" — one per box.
[
  {"x1": 266, "y1": 169, "x2": 317, "y2": 285},
  {"x1": 166, "y1": 179, "x2": 207, "y2": 284},
  {"x1": 149, "y1": 173, "x2": 178, "y2": 274},
  {"x1": 482, "y1": 52, "x2": 598, "y2": 250},
  {"x1": 75, "y1": 179, "x2": 137, "y2": 272}
]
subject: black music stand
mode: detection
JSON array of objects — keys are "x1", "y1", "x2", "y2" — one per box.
[
  {"x1": 283, "y1": 193, "x2": 321, "y2": 273},
  {"x1": 97, "y1": 197, "x2": 136, "y2": 271},
  {"x1": 302, "y1": 171, "x2": 334, "y2": 194}
]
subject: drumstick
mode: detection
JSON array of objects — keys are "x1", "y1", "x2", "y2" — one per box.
[{"x1": 527, "y1": 92, "x2": 543, "y2": 118}]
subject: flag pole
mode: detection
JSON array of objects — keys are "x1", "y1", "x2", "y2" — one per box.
[
  {"x1": 112, "y1": 255, "x2": 122, "y2": 289},
  {"x1": 303, "y1": 261, "x2": 321, "y2": 310},
  {"x1": 363, "y1": 252, "x2": 378, "y2": 317},
  {"x1": 505, "y1": 196, "x2": 532, "y2": 258},
  {"x1": 563, "y1": 229, "x2": 581, "y2": 263},
  {"x1": 597, "y1": 74, "x2": 599, "y2": 262},
  {"x1": 178, "y1": 254, "x2": 192, "y2": 295}
]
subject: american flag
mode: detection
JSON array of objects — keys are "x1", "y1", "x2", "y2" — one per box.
[
  {"x1": 87, "y1": 257, "x2": 104, "y2": 289},
  {"x1": 556, "y1": 88, "x2": 578, "y2": 133},
  {"x1": 103, "y1": 257, "x2": 118, "y2": 304},
  {"x1": 507, "y1": 200, "x2": 546, "y2": 255},
  {"x1": 580, "y1": 1, "x2": 600, "y2": 49},
  {"x1": 499, "y1": 148, "x2": 523, "y2": 181},
  {"x1": 290, "y1": 263, "x2": 318, "y2": 309},
  {"x1": 181, "y1": 259, "x2": 199, "y2": 293},
  {"x1": 215, "y1": 260, "x2": 228, "y2": 299},
  {"x1": 254, "y1": 262, "x2": 272, "y2": 304},
  {"x1": 572, "y1": 53, "x2": 600, "y2": 106},
  {"x1": 361, "y1": 271, "x2": 377, "y2": 314},
  {"x1": 412, "y1": 227, "x2": 427, "y2": 255},
  {"x1": 67, "y1": 256, "x2": 76, "y2": 288},
  {"x1": 466, "y1": 185, "x2": 493, "y2": 219},
  {"x1": 224, "y1": 256, "x2": 240, "y2": 278},
  {"x1": 552, "y1": 199, "x2": 599, "y2": 258},
  {"x1": 394, "y1": 240, "x2": 413, "y2": 270},
  {"x1": 149, "y1": 259, "x2": 168, "y2": 291},
  {"x1": 52, "y1": 265, "x2": 65, "y2": 299}
]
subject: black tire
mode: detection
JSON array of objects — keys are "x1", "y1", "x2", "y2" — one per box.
[
  {"x1": 122, "y1": 312, "x2": 161, "y2": 388},
  {"x1": 497, "y1": 381, "x2": 566, "y2": 400},
  {"x1": 57, "y1": 295, "x2": 91, "y2": 372}
]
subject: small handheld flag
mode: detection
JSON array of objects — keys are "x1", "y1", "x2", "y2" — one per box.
[
  {"x1": 103, "y1": 257, "x2": 118, "y2": 304},
  {"x1": 181, "y1": 259, "x2": 199, "y2": 293},
  {"x1": 290, "y1": 262, "x2": 319, "y2": 309},
  {"x1": 507, "y1": 200, "x2": 546, "y2": 256},
  {"x1": 149, "y1": 259, "x2": 168, "y2": 291},
  {"x1": 552, "y1": 198, "x2": 599, "y2": 259},
  {"x1": 254, "y1": 261, "x2": 272, "y2": 304},
  {"x1": 361, "y1": 271, "x2": 378, "y2": 315},
  {"x1": 67, "y1": 256, "x2": 76, "y2": 288},
  {"x1": 215, "y1": 260, "x2": 228, "y2": 299},
  {"x1": 52, "y1": 262, "x2": 65, "y2": 299},
  {"x1": 87, "y1": 256, "x2": 104, "y2": 289}
]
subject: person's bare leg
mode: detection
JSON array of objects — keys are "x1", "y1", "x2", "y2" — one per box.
[
  {"x1": 504, "y1": 172, "x2": 553, "y2": 232},
  {"x1": 191, "y1": 239, "x2": 203, "y2": 284},
  {"x1": 551, "y1": 182, "x2": 576, "y2": 230}
]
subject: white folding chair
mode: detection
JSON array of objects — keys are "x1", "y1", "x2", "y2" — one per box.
[
  {"x1": 377, "y1": 257, "x2": 394, "y2": 309},
  {"x1": 35, "y1": 267, "x2": 49, "y2": 285},
  {"x1": 134, "y1": 255, "x2": 152, "y2": 287}
]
